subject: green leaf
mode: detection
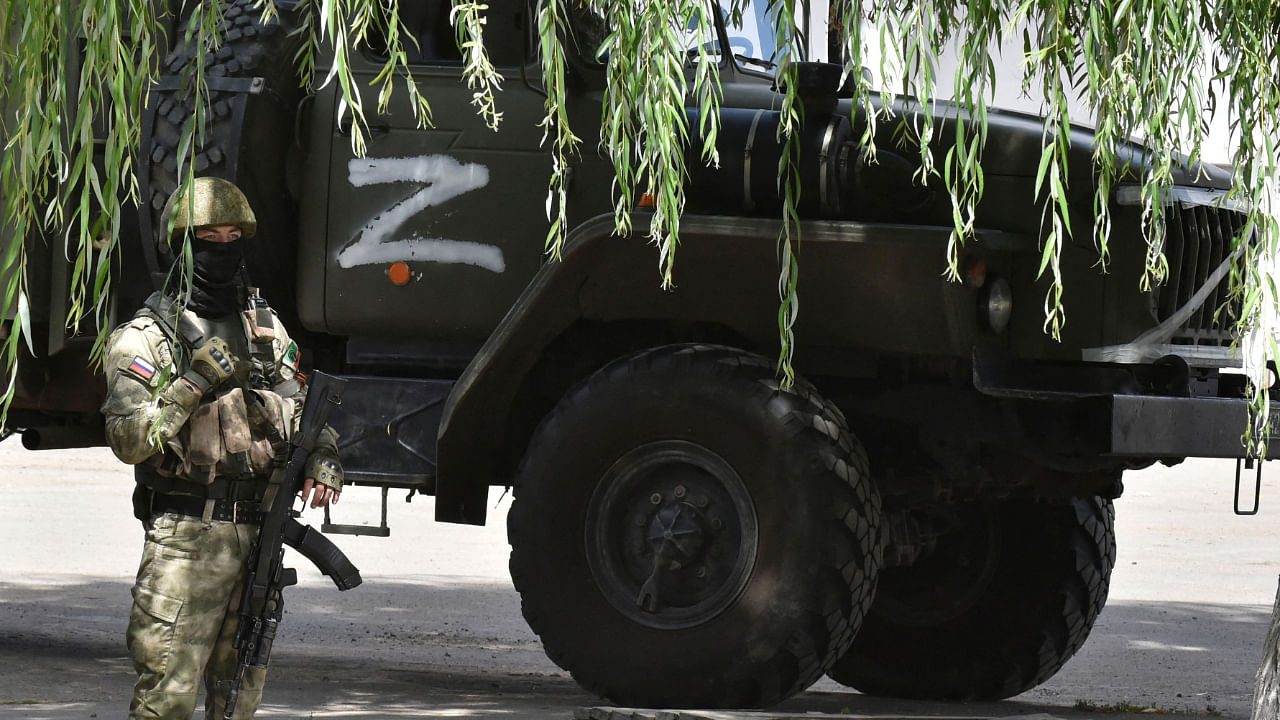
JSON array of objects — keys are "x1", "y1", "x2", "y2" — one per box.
[
  {"x1": 16, "y1": 291, "x2": 33, "y2": 356},
  {"x1": 2, "y1": 0, "x2": 1280, "y2": 436}
]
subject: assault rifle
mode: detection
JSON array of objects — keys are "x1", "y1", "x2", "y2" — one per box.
[{"x1": 223, "y1": 371, "x2": 361, "y2": 719}]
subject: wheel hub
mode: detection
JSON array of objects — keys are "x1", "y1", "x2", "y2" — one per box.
[
  {"x1": 646, "y1": 499, "x2": 706, "y2": 563},
  {"x1": 586, "y1": 440, "x2": 758, "y2": 629}
]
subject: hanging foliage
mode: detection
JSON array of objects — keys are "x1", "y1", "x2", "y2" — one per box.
[{"x1": 0, "y1": 0, "x2": 1277, "y2": 447}]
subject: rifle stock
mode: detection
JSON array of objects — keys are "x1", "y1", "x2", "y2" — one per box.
[{"x1": 223, "y1": 371, "x2": 359, "y2": 719}]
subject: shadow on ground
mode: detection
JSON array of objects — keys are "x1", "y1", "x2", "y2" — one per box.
[{"x1": 0, "y1": 579, "x2": 1269, "y2": 718}]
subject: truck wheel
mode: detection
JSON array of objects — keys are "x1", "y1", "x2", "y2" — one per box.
[
  {"x1": 143, "y1": 0, "x2": 302, "y2": 316},
  {"x1": 826, "y1": 496, "x2": 1115, "y2": 700},
  {"x1": 508, "y1": 344, "x2": 882, "y2": 708}
]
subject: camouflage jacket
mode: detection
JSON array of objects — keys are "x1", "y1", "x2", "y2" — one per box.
[{"x1": 101, "y1": 291, "x2": 310, "y2": 486}]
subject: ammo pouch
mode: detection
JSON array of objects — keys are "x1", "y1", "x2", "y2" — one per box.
[{"x1": 174, "y1": 387, "x2": 294, "y2": 485}]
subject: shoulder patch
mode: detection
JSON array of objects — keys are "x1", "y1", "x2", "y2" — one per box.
[
  {"x1": 283, "y1": 342, "x2": 300, "y2": 373},
  {"x1": 126, "y1": 356, "x2": 157, "y2": 382}
]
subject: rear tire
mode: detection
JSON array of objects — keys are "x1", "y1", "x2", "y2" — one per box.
[
  {"x1": 508, "y1": 344, "x2": 882, "y2": 708},
  {"x1": 827, "y1": 496, "x2": 1115, "y2": 700}
]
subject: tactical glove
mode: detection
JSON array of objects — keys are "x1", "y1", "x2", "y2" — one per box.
[
  {"x1": 306, "y1": 453, "x2": 343, "y2": 492},
  {"x1": 148, "y1": 373, "x2": 205, "y2": 448},
  {"x1": 182, "y1": 337, "x2": 237, "y2": 393},
  {"x1": 306, "y1": 426, "x2": 344, "y2": 492}
]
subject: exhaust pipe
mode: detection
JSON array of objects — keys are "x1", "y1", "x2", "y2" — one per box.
[{"x1": 21, "y1": 426, "x2": 104, "y2": 451}]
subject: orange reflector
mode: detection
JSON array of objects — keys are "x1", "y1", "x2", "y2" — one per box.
[
  {"x1": 388, "y1": 261, "x2": 412, "y2": 286},
  {"x1": 638, "y1": 193, "x2": 656, "y2": 208}
]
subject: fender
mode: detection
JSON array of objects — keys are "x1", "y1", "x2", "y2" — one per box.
[{"x1": 434, "y1": 211, "x2": 1036, "y2": 524}]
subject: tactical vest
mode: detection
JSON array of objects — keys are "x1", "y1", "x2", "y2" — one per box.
[{"x1": 135, "y1": 288, "x2": 296, "y2": 498}]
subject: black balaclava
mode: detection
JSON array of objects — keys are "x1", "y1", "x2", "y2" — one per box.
[{"x1": 168, "y1": 238, "x2": 244, "y2": 318}]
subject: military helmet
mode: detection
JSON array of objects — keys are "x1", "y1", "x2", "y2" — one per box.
[{"x1": 160, "y1": 176, "x2": 258, "y2": 242}]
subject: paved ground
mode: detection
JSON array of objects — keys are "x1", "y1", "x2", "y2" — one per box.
[{"x1": 2, "y1": 442, "x2": 1279, "y2": 719}]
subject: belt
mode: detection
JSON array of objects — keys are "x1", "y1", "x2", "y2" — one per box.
[{"x1": 151, "y1": 493, "x2": 263, "y2": 524}]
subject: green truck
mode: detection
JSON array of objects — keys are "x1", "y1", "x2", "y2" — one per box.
[{"x1": 5, "y1": 0, "x2": 1267, "y2": 709}]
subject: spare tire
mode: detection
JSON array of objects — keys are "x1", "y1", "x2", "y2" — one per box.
[{"x1": 141, "y1": 0, "x2": 304, "y2": 325}]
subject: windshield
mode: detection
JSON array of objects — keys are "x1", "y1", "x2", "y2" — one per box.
[
  {"x1": 568, "y1": 1, "x2": 830, "y2": 75},
  {"x1": 719, "y1": 2, "x2": 778, "y2": 72},
  {"x1": 719, "y1": 1, "x2": 834, "y2": 74}
]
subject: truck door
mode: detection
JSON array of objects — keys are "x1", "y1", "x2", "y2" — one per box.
[{"x1": 319, "y1": 2, "x2": 549, "y2": 346}]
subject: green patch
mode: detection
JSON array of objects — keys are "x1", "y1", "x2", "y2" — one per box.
[
  {"x1": 283, "y1": 341, "x2": 300, "y2": 371},
  {"x1": 1, "y1": 700, "x2": 46, "y2": 705}
]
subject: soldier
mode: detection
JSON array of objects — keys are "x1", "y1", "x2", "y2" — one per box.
[{"x1": 101, "y1": 177, "x2": 344, "y2": 719}]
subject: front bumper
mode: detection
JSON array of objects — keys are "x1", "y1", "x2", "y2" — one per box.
[
  {"x1": 1109, "y1": 394, "x2": 1276, "y2": 458},
  {"x1": 974, "y1": 350, "x2": 1273, "y2": 460}
]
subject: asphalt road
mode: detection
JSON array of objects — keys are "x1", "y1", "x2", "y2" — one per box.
[{"x1": 2, "y1": 442, "x2": 1279, "y2": 719}]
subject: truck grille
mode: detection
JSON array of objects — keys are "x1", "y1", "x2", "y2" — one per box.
[{"x1": 1154, "y1": 201, "x2": 1247, "y2": 347}]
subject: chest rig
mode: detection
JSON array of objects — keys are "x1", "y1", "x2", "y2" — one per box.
[
  {"x1": 137, "y1": 287, "x2": 294, "y2": 493},
  {"x1": 143, "y1": 286, "x2": 283, "y2": 391}
]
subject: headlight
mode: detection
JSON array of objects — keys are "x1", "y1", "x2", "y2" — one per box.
[{"x1": 980, "y1": 276, "x2": 1013, "y2": 333}]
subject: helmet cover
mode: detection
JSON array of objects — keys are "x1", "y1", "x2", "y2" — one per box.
[{"x1": 160, "y1": 177, "x2": 258, "y2": 243}]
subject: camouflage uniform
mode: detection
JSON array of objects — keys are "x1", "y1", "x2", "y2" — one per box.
[
  {"x1": 102, "y1": 176, "x2": 340, "y2": 720},
  {"x1": 103, "y1": 292, "x2": 309, "y2": 719},
  {"x1": 127, "y1": 513, "x2": 266, "y2": 718}
]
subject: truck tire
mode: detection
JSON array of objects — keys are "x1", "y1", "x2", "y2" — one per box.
[
  {"x1": 508, "y1": 344, "x2": 882, "y2": 708},
  {"x1": 143, "y1": 0, "x2": 302, "y2": 319},
  {"x1": 826, "y1": 496, "x2": 1115, "y2": 700}
]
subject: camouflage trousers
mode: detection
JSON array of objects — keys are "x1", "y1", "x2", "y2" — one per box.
[{"x1": 128, "y1": 512, "x2": 268, "y2": 719}]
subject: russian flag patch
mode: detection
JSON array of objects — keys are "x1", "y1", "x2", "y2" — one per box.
[{"x1": 127, "y1": 356, "x2": 156, "y2": 381}]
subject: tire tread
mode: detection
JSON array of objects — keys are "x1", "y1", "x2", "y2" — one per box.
[{"x1": 829, "y1": 496, "x2": 1115, "y2": 700}]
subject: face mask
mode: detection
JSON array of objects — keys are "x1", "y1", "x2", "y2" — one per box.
[{"x1": 192, "y1": 239, "x2": 243, "y2": 288}]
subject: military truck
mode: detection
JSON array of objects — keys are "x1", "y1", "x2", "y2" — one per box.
[{"x1": 6, "y1": 0, "x2": 1270, "y2": 709}]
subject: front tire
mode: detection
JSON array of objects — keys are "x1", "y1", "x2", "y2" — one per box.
[
  {"x1": 827, "y1": 496, "x2": 1115, "y2": 700},
  {"x1": 508, "y1": 344, "x2": 882, "y2": 708}
]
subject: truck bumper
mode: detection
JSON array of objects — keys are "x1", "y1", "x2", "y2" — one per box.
[
  {"x1": 1109, "y1": 395, "x2": 1276, "y2": 458},
  {"x1": 973, "y1": 350, "x2": 1273, "y2": 460}
]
